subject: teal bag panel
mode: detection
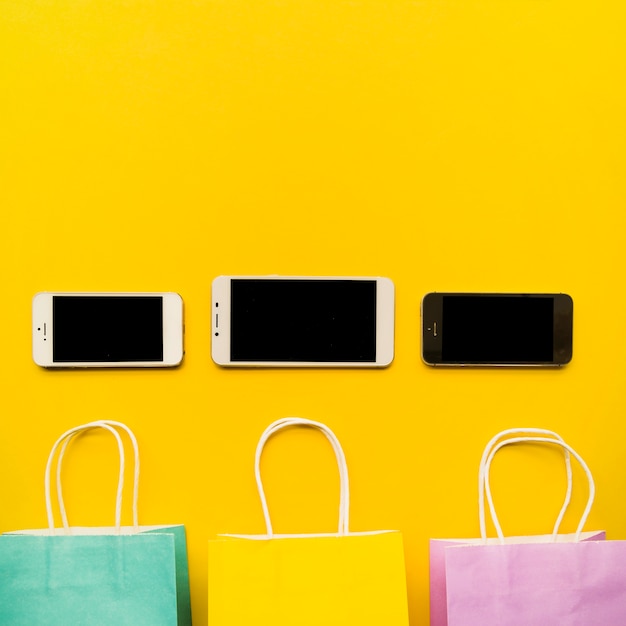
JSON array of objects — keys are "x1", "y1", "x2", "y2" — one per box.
[
  {"x1": 0, "y1": 533, "x2": 179, "y2": 625},
  {"x1": 143, "y1": 524, "x2": 192, "y2": 626}
]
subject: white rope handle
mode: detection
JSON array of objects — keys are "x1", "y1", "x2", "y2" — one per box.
[
  {"x1": 478, "y1": 428, "x2": 573, "y2": 540},
  {"x1": 255, "y1": 417, "x2": 350, "y2": 536},
  {"x1": 56, "y1": 420, "x2": 140, "y2": 530},
  {"x1": 483, "y1": 436, "x2": 595, "y2": 544},
  {"x1": 45, "y1": 422, "x2": 125, "y2": 532}
]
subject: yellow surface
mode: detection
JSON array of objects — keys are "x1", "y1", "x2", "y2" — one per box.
[{"x1": 1, "y1": 0, "x2": 625, "y2": 623}]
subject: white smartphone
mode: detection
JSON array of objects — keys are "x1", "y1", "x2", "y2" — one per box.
[
  {"x1": 211, "y1": 276, "x2": 395, "y2": 367},
  {"x1": 32, "y1": 292, "x2": 184, "y2": 368}
]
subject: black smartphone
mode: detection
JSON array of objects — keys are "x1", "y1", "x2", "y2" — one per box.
[{"x1": 421, "y1": 293, "x2": 573, "y2": 366}]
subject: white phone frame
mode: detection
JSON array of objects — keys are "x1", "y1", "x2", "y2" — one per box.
[
  {"x1": 32, "y1": 292, "x2": 184, "y2": 368},
  {"x1": 211, "y1": 275, "x2": 395, "y2": 367}
]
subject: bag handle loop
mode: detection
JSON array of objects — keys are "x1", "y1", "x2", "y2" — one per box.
[
  {"x1": 482, "y1": 436, "x2": 595, "y2": 544},
  {"x1": 45, "y1": 421, "x2": 140, "y2": 533},
  {"x1": 478, "y1": 428, "x2": 573, "y2": 541},
  {"x1": 255, "y1": 417, "x2": 350, "y2": 536}
]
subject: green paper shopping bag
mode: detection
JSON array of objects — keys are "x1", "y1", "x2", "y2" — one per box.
[
  {"x1": 208, "y1": 417, "x2": 410, "y2": 626},
  {"x1": 0, "y1": 420, "x2": 192, "y2": 625}
]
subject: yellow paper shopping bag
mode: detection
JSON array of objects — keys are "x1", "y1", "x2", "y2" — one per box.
[{"x1": 208, "y1": 418, "x2": 410, "y2": 626}]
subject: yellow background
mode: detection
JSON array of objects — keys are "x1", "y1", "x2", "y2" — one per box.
[{"x1": 1, "y1": 0, "x2": 625, "y2": 623}]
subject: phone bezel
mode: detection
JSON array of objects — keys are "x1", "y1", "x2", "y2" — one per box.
[
  {"x1": 32, "y1": 292, "x2": 184, "y2": 368},
  {"x1": 211, "y1": 275, "x2": 395, "y2": 367},
  {"x1": 421, "y1": 292, "x2": 573, "y2": 367}
]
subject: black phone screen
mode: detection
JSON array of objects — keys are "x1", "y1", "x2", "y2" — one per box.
[
  {"x1": 229, "y1": 279, "x2": 377, "y2": 362},
  {"x1": 441, "y1": 295, "x2": 554, "y2": 363},
  {"x1": 52, "y1": 296, "x2": 163, "y2": 362}
]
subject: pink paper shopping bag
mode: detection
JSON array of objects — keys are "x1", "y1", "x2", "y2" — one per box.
[{"x1": 430, "y1": 429, "x2": 617, "y2": 626}]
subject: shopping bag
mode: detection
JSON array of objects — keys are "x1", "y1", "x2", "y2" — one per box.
[
  {"x1": 430, "y1": 428, "x2": 598, "y2": 626},
  {"x1": 208, "y1": 417, "x2": 410, "y2": 626},
  {"x1": 0, "y1": 420, "x2": 192, "y2": 626},
  {"x1": 430, "y1": 429, "x2": 619, "y2": 626}
]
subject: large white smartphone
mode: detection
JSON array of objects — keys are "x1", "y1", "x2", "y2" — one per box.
[
  {"x1": 32, "y1": 292, "x2": 184, "y2": 368},
  {"x1": 211, "y1": 276, "x2": 395, "y2": 367}
]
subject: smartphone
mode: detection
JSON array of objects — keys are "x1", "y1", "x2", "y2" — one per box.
[
  {"x1": 211, "y1": 276, "x2": 395, "y2": 367},
  {"x1": 32, "y1": 292, "x2": 184, "y2": 367},
  {"x1": 421, "y1": 292, "x2": 573, "y2": 366}
]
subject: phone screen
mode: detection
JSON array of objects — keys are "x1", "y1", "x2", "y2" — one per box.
[
  {"x1": 442, "y1": 295, "x2": 553, "y2": 363},
  {"x1": 52, "y1": 296, "x2": 163, "y2": 362},
  {"x1": 229, "y1": 279, "x2": 377, "y2": 362}
]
